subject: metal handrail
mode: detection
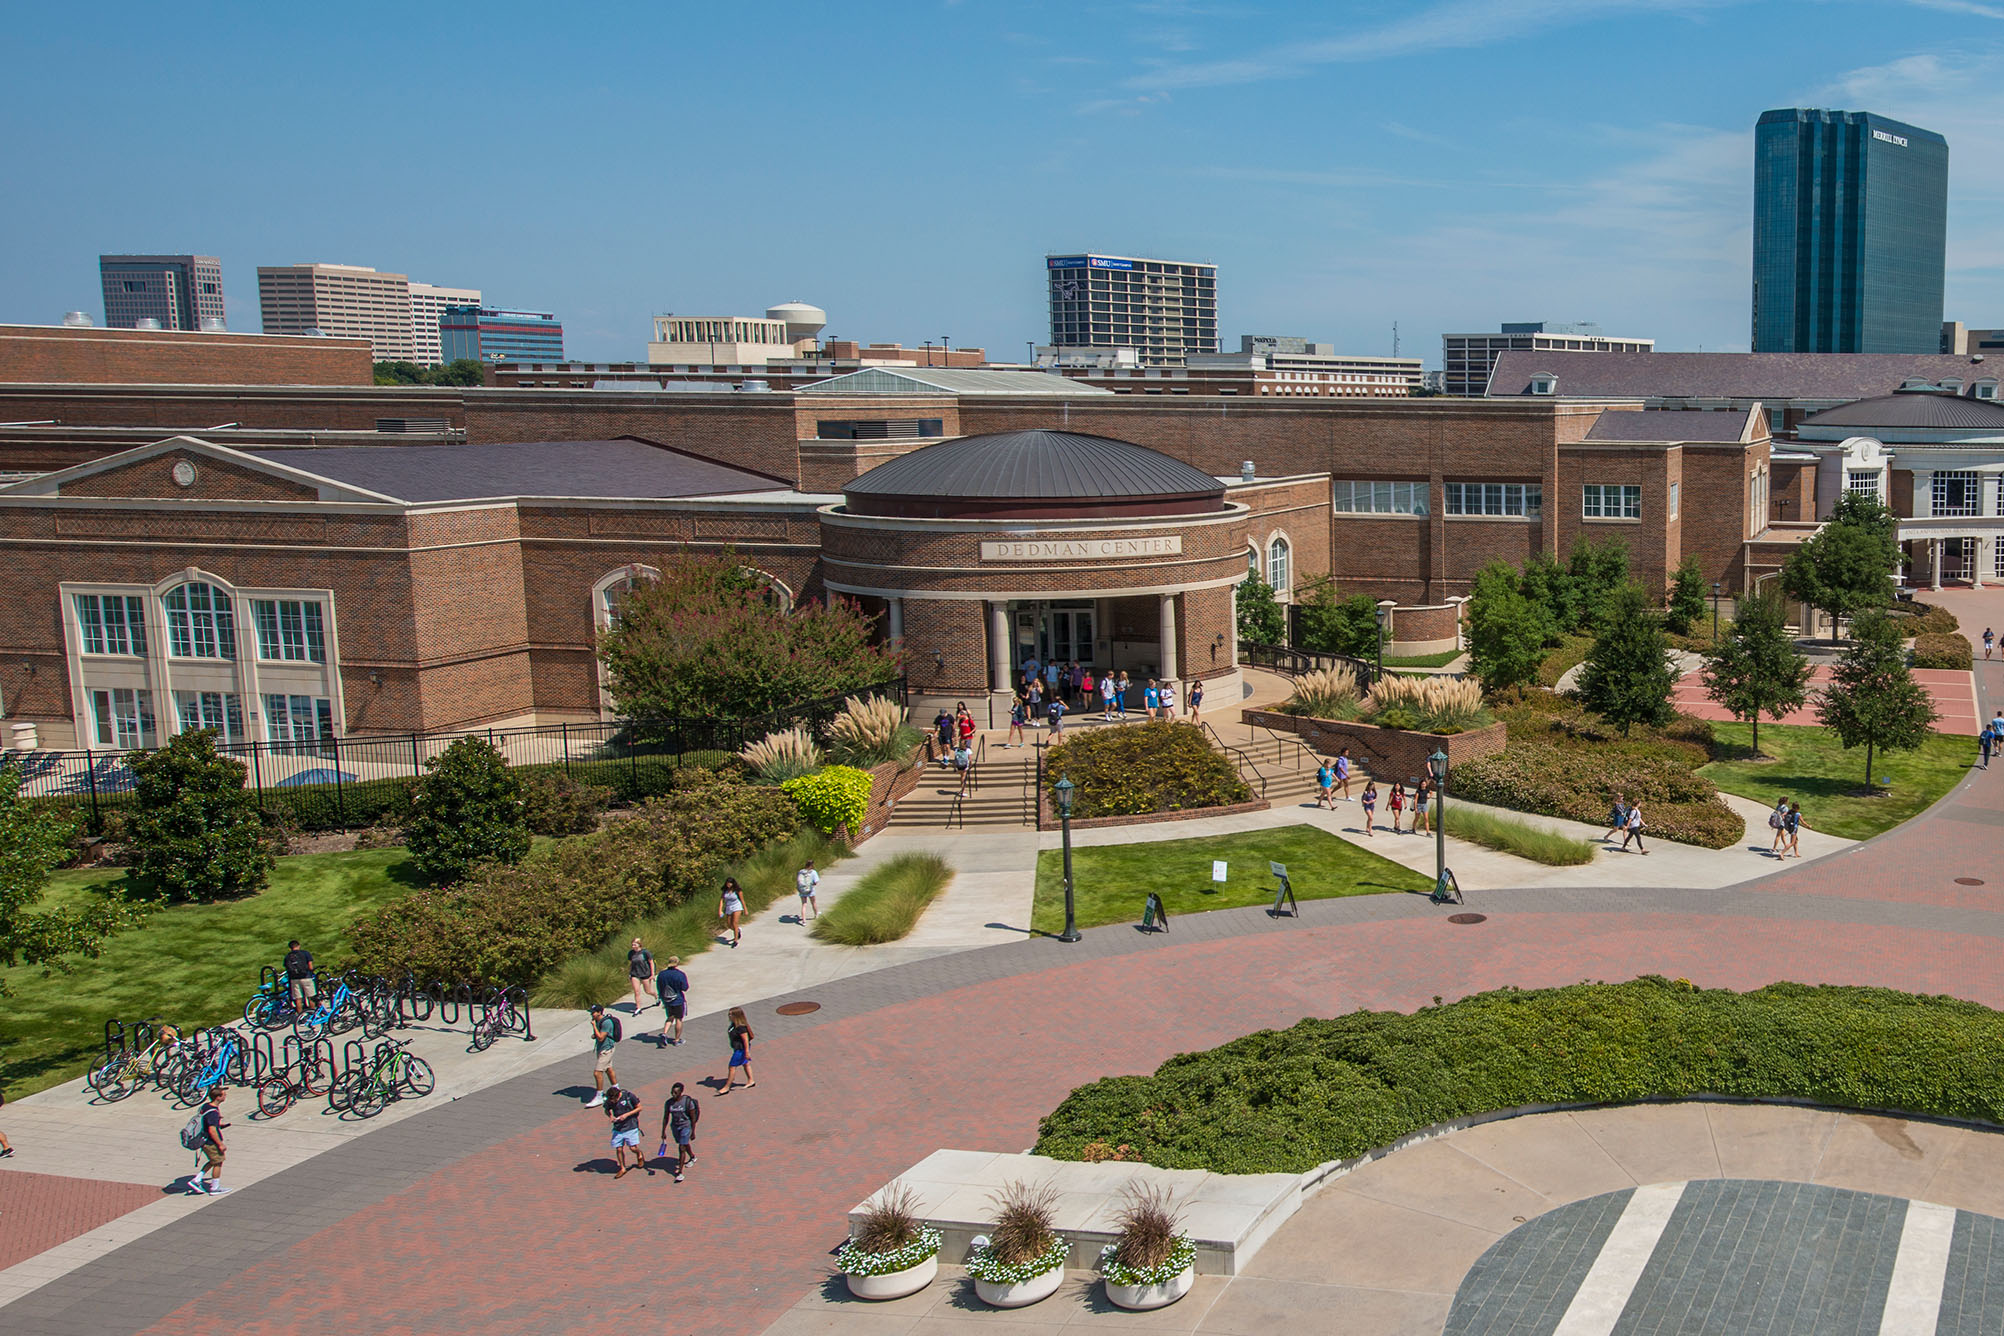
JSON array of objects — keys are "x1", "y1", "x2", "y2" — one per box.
[
  {"x1": 1238, "y1": 641, "x2": 1375, "y2": 689},
  {"x1": 1200, "y1": 722, "x2": 1268, "y2": 800}
]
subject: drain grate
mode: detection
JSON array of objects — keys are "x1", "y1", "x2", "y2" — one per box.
[
  {"x1": 775, "y1": 1001, "x2": 821, "y2": 1016},
  {"x1": 1448, "y1": 913, "x2": 1487, "y2": 925},
  {"x1": 1956, "y1": 877, "x2": 1985, "y2": 886}
]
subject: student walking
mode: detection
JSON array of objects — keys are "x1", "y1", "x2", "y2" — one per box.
[
  {"x1": 1621, "y1": 802, "x2": 1648, "y2": 854},
  {"x1": 1099, "y1": 671, "x2": 1117, "y2": 720},
  {"x1": 282, "y1": 939, "x2": 317, "y2": 1012},
  {"x1": 1767, "y1": 798, "x2": 1790, "y2": 853},
  {"x1": 190, "y1": 1086, "x2": 230, "y2": 1195},
  {"x1": 658, "y1": 1083, "x2": 700, "y2": 1182},
  {"x1": 1160, "y1": 679, "x2": 1178, "y2": 719},
  {"x1": 719, "y1": 1006, "x2": 756, "y2": 1093},
  {"x1": 1986, "y1": 626, "x2": 1996, "y2": 660},
  {"x1": 795, "y1": 860, "x2": 821, "y2": 922},
  {"x1": 627, "y1": 938, "x2": 656, "y2": 1011},
  {"x1": 929, "y1": 708, "x2": 955, "y2": 765},
  {"x1": 955, "y1": 704, "x2": 977, "y2": 752},
  {"x1": 1115, "y1": 672, "x2": 1131, "y2": 718},
  {"x1": 1980, "y1": 724, "x2": 1995, "y2": 771},
  {"x1": 1783, "y1": 801, "x2": 1804, "y2": 858},
  {"x1": 1387, "y1": 781, "x2": 1406, "y2": 834},
  {"x1": 1605, "y1": 793, "x2": 1630, "y2": 844},
  {"x1": 1081, "y1": 668, "x2": 1095, "y2": 711},
  {"x1": 1335, "y1": 748, "x2": 1354, "y2": 800},
  {"x1": 585, "y1": 1004, "x2": 621, "y2": 1106},
  {"x1": 1143, "y1": 679, "x2": 1160, "y2": 717},
  {"x1": 1187, "y1": 678, "x2": 1204, "y2": 722},
  {"x1": 1316, "y1": 758, "x2": 1336, "y2": 808},
  {"x1": 604, "y1": 1082, "x2": 645, "y2": 1179},
  {"x1": 1047, "y1": 694, "x2": 1066, "y2": 736},
  {"x1": 1007, "y1": 694, "x2": 1026, "y2": 747},
  {"x1": 953, "y1": 740, "x2": 975, "y2": 796},
  {"x1": 1413, "y1": 777, "x2": 1433, "y2": 835},
  {"x1": 655, "y1": 956, "x2": 690, "y2": 1047},
  {"x1": 1026, "y1": 677, "x2": 1044, "y2": 721},
  {"x1": 1361, "y1": 781, "x2": 1379, "y2": 836},
  {"x1": 718, "y1": 877, "x2": 745, "y2": 948}
]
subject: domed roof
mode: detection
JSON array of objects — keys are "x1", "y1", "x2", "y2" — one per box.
[
  {"x1": 1802, "y1": 389, "x2": 2004, "y2": 431},
  {"x1": 844, "y1": 431, "x2": 1225, "y2": 523}
]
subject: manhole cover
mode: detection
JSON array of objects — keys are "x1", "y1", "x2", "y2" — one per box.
[
  {"x1": 1956, "y1": 877, "x2": 1985, "y2": 886},
  {"x1": 1448, "y1": 913, "x2": 1487, "y2": 925},
  {"x1": 775, "y1": 1001, "x2": 821, "y2": 1016}
]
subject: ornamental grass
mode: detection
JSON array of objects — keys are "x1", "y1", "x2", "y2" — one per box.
[
  {"x1": 1439, "y1": 806, "x2": 1597, "y2": 866},
  {"x1": 824, "y1": 696, "x2": 926, "y2": 769},
  {"x1": 1280, "y1": 665, "x2": 1363, "y2": 719},
  {"x1": 810, "y1": 851, "x2": 953, "y2": 946},
  {"x1": 1359, "y1": 674, "x2": 1490, "y2": 734},
  {"x1": 1108, "y1": 1184, "x2": 1183, "y2": 1273},
  {"x1": 853, "y1": 1183, "x2": 925, "y2": 1255},
  {"x1": 740, "y1": 726, "x2": 822, "y2": 783},
  {"x1": 987, "y1": 1180, "x2": 1060, "y2": 1266}
]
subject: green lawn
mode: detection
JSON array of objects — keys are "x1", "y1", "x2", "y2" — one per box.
[
  {"x1": 1, "y1": 850, "x2": 419, "y2": 1098},
  {"x1": 1380, "y1": 648, "x2": 1466, "y2": 669},
  {"x1": 1031, "y1": 825, "x2": 1432, "y2": 934},
  {"x1": 1699, "y1": 722, "x2": 1974, "y2": 842}
]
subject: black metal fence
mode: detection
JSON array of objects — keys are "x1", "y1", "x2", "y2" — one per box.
[
  {"x1": 7, "y1": 677, "x2": 908, "y2": 834},
  {"x1": 1238, "y1": 641, "x2": 1376, "y2": 688}
]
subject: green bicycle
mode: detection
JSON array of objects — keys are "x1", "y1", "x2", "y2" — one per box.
[{"x1": 329, "y1": 1038, "x2": 434, "y2": 1119}]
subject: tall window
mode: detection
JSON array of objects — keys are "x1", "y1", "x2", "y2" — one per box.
[
  {"x1": 252, "y1": 599, "x2": 325, "y2": 662},
  {"x1": 1668, "y1": 482, "x2": 1680, "y2": 520},
  {"x1": 75, "y1": 594, "x2": 147, "y2": 656},
  {"x1": 90, "y1": 688, "x2": 157, "y2": 749},
  {"x1": 263, "y1": 694, "x2": 333, "y2": 751},
  {"x1": 1331, "y1": 480, "x2": 1428, "y2": 515},
  {"x1": 1933, "y1": 470, "x2": 1980, "y2": 517},
  {"x1": 1246, "y1": 546, "x2": 1262, "y2": 580},
  {"x1": 1267, "y1": 536, "x2": 1292, "y2": 597},
  {"x1": 1444, "y1": 483, "x2": 1541, "y2": 517},
  {"x1": 1846, "y1": 471, "x2": 1880, "y2": 499},
  {"x1": 1582, "y1": 484, "x2": 1642, "y2": 519},
  {"x1": 163, "y1": 582, "x2": 235, "y2": 660},
  {"x1": 175, "y1": 691, "x2": 246, "y2": 742}
]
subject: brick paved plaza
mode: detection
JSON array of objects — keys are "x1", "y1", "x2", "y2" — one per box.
[{"x1": 0, "y1": 639, "x2": 1999, "y2": 1335}]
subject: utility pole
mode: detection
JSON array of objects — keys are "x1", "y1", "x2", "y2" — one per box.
[{"x1": 1393, "y1": 321, "x2": 1400, "y2": 358}]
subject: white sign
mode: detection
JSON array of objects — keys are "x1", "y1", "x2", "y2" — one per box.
[
  {"x1": 1212, "y1": 860, "x2": 1228, "y2": 883},
  {"x1": 979, "y1": 536, "x2": 1182, "y2": 561},
  {"x1": 1872, "y1": 128, "x2": 1909, "y2": 147}
]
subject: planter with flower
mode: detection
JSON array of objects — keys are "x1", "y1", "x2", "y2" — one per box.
[
  {"x1": 1097, "y1": 1185, "x2": 1196, "y2": 1310},
  {"x1": 838, "y1": 1185, "x2": 942, "y2": 1301},
  {"x1": 965, "y1": 1181, "x2": 1069, "y2": 1308}
]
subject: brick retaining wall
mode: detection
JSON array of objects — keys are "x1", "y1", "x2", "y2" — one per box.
[{"x1": 1242, "y1": 709, "x2": 1506, "y2": 782}]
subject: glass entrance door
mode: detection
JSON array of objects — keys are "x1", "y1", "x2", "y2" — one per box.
[{"x1": 1043, "y1": 608, "x2": 1095, "y2": 666}]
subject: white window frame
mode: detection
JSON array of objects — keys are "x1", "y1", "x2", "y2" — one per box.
[
  {"x1": 1266, "y1": 534, "x2": 1292, "y2": 598},
  {"x1": 163, "y1": 581, "x2": 236, "y2": 660},
  {"x1": 1933, "y1": 470, "x2": 1980, "y2": 518},
  {"x1": 593, "y1": 564, "x2": 662, "y2": 632},
  {"x1": 262, "y1": 693, "x2": 333, "y2": 753},
  {"x1": 1846, "y1": 471, "x2": 1881, "y2": 500},
  {"x1": 1331, "y1": 480, "x2": 1428, "y2": 515},
  {"x1": 1444, "y1": 482, "x2": 1542, "y2": 518},
  {"x1": 174, "y1": 690, "x2": 247, "y2": 742},
  {"x1": 1581, "y1": 483, "x2": 1642, "y2": 519},
  {"x1": 252, "y1": 599, "x2": 326, "y2": 663},
  {"x1": 90, "y1": 687, "x2": 157, "y2": 750},
  {"x1": 1668, "y1": 481, "x2": 1680, "y2": 520},
  {"x1": 74, "y1": 593, "x2": 147, "y2": 657}
]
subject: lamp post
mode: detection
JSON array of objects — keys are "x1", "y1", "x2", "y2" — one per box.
[
  {"x1": 1053, "y1": 775, "x2": 1081, "y2": 942},
  {"x1": 1711, "y1": 581, "x2": 1722, "y2": 640},
  {"x1": 1374, "y1": 602, "x2": 1389, "y2": 684},
  {"x1": 1427, "y1": 748, "x2": 1460, "y2": 904}
]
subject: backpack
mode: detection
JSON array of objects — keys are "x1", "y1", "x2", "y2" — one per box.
[
  {"x1": 180, "y1": 1112, "x2": 207, "y2": 1150},
  {"x1": 601, "y1": 1014, "x2": 622, "y2": 1042},
  {"x1": 1768, "y1": 809, "x2": 1784, "y2": 829}
]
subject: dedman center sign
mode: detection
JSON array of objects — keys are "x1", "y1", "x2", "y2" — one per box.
[{"x1": 979, "y1": 536, "x2": 1182, "y2": 561}]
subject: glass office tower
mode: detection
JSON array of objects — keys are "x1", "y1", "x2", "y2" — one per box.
[{"x1": 1752, "y1": 109, "x2": 1948, "y2": 354}]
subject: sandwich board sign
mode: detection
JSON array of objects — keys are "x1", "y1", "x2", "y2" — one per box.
[
  {"x1": 1268, "y1": 861, "x2": 1298, "y2": 918},
  {"x1": 1141, "y1": 891, "x2": 1169, "y2": 933}
]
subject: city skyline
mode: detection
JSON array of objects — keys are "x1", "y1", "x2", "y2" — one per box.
[{"x1": 7, "y1": 2, "x2": 2004, "y2": 365}]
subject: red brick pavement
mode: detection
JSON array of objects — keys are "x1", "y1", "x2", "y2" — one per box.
[
  {"x1": 0, "y1": 1172, "x2": 160, "y2": 1271},
  {"x1": 1671, "y1": 666, "x2": 1978, "y2": 734},
  {"x1": 123, "y1": 911, "x2": 2004, "y2": 1336}
]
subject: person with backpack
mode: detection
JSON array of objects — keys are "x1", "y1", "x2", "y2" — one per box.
[
  {"x1": 953, "y1": 739, "x2": 974, "y2": 796},
  {"x1": 1767, "y1": 797, "x2": 1789, "y2": 854},
  {"x1": 1605, "y1": 793, "x2": 1630, "y2": 845},
  {"x1": 1980, "y1": 723, "x2": 1995, "y2": 772},
  {"x1": 1621, "y1": 802, "x2": 1648, "y2": 855},
  {"x1": 626, "y1": 937, "x2": 656, "y2": 1012},
  {"x1": 1046, "y1": 693, "x2": 1066, "y2": 736},
  {"x1": 658, "y1": 1082, "x2": 700, "y2": 1182},
  {"x1": 655, "y1": 956, "x2": 690, "y2": 1047},
  {"x1": 603, "y1": 1081, "x2": 645, "y2": 1179},
  {"x1": 1007, "y1": 693, "x2": 1026, "y2": 746},
  {"x1": 184, "y1": 1086, "x2": 230, "y2": 1195},
  {"x1": 930, "y1": 709, "x2": 955, "y2": 766},
  {"x1": 795, "y1": 859, "x2": 821, "y2": 923},
  {"x1": 584, "y1": 1004, "x2": 621, "y2": 1107},
  {"x1": 1783, "y1": 801, "x2": 1804, "y2": 858},
  {"x1": 1985, "y1": 626, "x2": 1996, "y2": 661},
  {"x1": 719, "y1": 1006, "x2": 756, "y2": 1093},
  {"x1": 282, "y1": 939, "x2": 316, "y2": 1013}
]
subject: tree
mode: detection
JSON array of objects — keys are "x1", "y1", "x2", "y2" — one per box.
[
  {"x1": 373, "y1": 358, "x2": 488, "y2": 388},
  {"x1": 1294, "y1": 578, "x2": 1379, "y2": 658},
  {"x1": 1665, "y1": 556, "x2": 1708, "y2": 636},
  {"x1": 1575, "y1": 582, "x2": 1676, "y2": 736},
  {"x1": 1235, "y1": 572, "x2": 1287, "y2": 645},
  {"x1": 0, "y1": 770, "x2": 139, "y2": 992},
  {"x1": 1700, "y1": 588, "x2": 1811, "y2": 756},
  {"x1": 1518, "y1": 551, "x2": 1575, "y2": 643},
  {"x1": 1465, "y1": 561, "x2": 1548, "y2": 694},
  {"x1": 125, "y1": 730, "x2": 274, "y2": 903},
  {"x1": 1782, "y1": 494, "x2": 1898, "y2": 640},
  {"x1": 1568, "y1": 534, "x2": 1631, "y2": 632},
  {"x1": 1816, "y1": 609, "x2": 1939, "y2": 790},
  {"x1": 600, "y1": 552, "x2": 902, "y2": 720},
  {"x1": 403, "y1": 737, "x2": 531, "y2": 885}
]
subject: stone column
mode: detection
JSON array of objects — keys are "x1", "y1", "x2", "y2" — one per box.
[
  {"x1": 1933, "y1": 538, "x2": 1944, "y2": 591},
  {"x1": 1975, "y1": 537, "x2": 1987, "y2": 589},
  {"x1": 1159, "y1": 592, "x2": 1179, "y2": 681},
  {"x1": 886, "y1": 596, "x2": 904, "y2": 643},
  {"x1": 988, "y1": 601, "x2": 1011, "y2": 692}
]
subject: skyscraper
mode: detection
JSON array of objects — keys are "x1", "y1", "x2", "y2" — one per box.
[
  {"x1": 99, "y1": 255, "x2": 225, "y2": 330},
  {"x1": 440, "y1": 306, "x2": 564, "y2": 363},
  {"x1": 1752, "y1": 109, "x2": 1948, "y2": 354},
  {"x1": 257, "y1": 264, "x2": 416, "y2": 361},
  {"x1": 408, "y1": 282, "x2": 481, "y2": 366},
  {"x1": 1046, "y1": 253, "x2": 1217, "y2": 367}
]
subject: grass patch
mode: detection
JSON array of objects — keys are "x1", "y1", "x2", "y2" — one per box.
[
  {"x1": 1379, "y1": 648, "x2": 1465, "y2": 669},
  {"x1": 1700, "y1": 721, "x2": 1972, "y2": 842},
  {"x1": 529, "y1": 828, "x2": 850, "y2": 1009},
  {"x1": 1441, "y1": 806, "x2": 1597, "y2": 866},
  {"x1": 1536, "y1": 634, "x2": 1594, "y2": 688},
  {"x1": 1030, "y1": 825, "x2": 1430, "y2": 934},
  {"x1": 1033, "y1": 977, "x2": 2004, "y2": 1174},
  {"x1": 1, "y1": 850, "x2": 419, "y2": 1099},
  {"x1": 811, "y1": 852, "x2": 955, "y2": 946}
]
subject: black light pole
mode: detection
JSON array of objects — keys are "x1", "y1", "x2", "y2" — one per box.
[
  {"x1": 1711, "y1": 581, "x2": 1722, "y2": 640},
  {"x1": 1054, "y1": 775, "x2": 1081, "y2": 942},
  {"x1": 1428, "y1": 748, "x2": 1460, "y2": 904},
  {"x1": 1374, "y1": 603, "x2": 1388, "y2": 684}
]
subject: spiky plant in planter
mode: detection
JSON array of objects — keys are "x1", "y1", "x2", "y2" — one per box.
[
  {"x1": 1098, "y1": 1184, "x2": 1196, "y2": 1308},
  {"x1": 825, "y1": 696, "x2": 925, "y2": 769},
  {"x1": 838, "y1": 1184, "x2": 942, "y2": 1300},
  {"x1": 966, "y1": 1180, "x2": 1069, "y2": 1306},
  {"x1": 740, "y1": 726, "x2": 822, "y2": 783}
]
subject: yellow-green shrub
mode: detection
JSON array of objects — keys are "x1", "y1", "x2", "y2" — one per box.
[{"x1": 782, "y1": 764, "x2": 873, "y2": 834}]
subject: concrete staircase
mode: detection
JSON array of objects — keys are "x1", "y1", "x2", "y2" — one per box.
[{"x1": 887, "y1": 747, "x2": 1039, "y2": 829}]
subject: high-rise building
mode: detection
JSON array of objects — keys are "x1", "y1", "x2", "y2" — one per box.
[
  {"x1": 1046, "y1": 253, "x2": 1217, "y2": 367},
  {"x1": 1753, "y1": 109, "x2": 1949, "y2": 354},
  {"x1": 440, "y1": 307, "x2": 564, "y2": 363},
  {"x1": 408, "y1": 283, "x2": 481, "y2": 366},
  {"x1": 99, "y1": 255, "x2": 225, "y2": 331},
  {"x1": 257, "y1": 264, "x2": 416, "y2": 361},
  {"x1": 1441, "y1": 322, "x2": 1653, "y2": 397}
]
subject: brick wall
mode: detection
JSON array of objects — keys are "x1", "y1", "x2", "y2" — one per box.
[
  {"x1": 900, "y1": 599, "x2": 990, "y2": 694},
  {"x1": 59, "y1": 448, "x2": 321, "y2": 502},
  {"x1": 1243, "y1": 710, "x2": 1507, "y2": 782},
  {"x1": 462, "y1": 391, "x2": 807, "y2": 483},
  {"x1": 1770, "y1": 458, "x2": 1816, "y2": 525},
  {"x1": 1679, "y1": 444, "x2": 1758, "y2": 591},
  {"x1": 0, "y1": 383, "x2": 464, "y2": 432},
  {"x1": 0, "y1": 324, "x2": 372, "y2": 386}
]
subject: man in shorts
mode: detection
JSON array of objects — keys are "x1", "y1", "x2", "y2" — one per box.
[
  {"x1": 659, "y1": 1081, "x2": 700, "y2": 1182},
  {"x1": 655, "y1": 956, "x2": 690, "y2": 1046},
  {"x1": 585, "y1": 1004, "x2": 619, "y2": 1107},
  {"x1": 282, "y1": 939, "x2": 316, "y2": 1012},
  {"x1": 795, "y1": 859, "x2": 821, "y2": 923},
  {"x1": 192, "y1": 1086, "x2": 230, "y2": 1195},
  {"x1": 603, "y1": 1082, "x2": 645, "y2": 1179}
]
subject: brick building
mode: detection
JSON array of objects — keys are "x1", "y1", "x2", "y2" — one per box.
[{"x1": 0, "y1": 323, "x2": 373, "y2": 388}]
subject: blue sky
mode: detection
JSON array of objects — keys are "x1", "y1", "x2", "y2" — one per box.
[{"x1": 5, "y1": 0, "x2": 2004, "y2": 365}]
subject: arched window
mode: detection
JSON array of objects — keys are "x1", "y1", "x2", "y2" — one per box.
[
  {"x1": 741, "y1": 567, "x2": 794, "y2": 612},
  {"x1": 594, "y1": 566, "x2": 660, "y2": 631},
  {"x1": 1247, "y1": 546, "x2": 1262, "y2": 580},
  {"x1": 1267, "y1": 535, "x2": 1292, "y2": 598},
  {"x1": 162, "y1": 582, "x2": 235, "y2": 660}
]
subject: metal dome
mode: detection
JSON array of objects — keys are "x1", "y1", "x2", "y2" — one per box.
[{"x1": 843, "y1": 430, "x2": 1227, "y2": 520}]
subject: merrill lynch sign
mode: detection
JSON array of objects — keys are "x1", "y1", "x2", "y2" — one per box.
[{"x1": 980, "y1": 536, "x2": 1182, "y2": 561}]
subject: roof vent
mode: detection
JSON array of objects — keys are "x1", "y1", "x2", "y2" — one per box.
[
  {"x1": 1974, "y1": 354, "x2": 1985, "y2": 363},
  {"x1": 133, "y1": 317, "x2": 162, "y2": 330},
  {"x1": 198, "y1": 317, "x2": 227, "y2": 332},
  {"x1": 1240, "y1": 460, "x2": 1256, "y2": 481},
  {"x1": 61, "y1": 311, "x2": 93, "y2": 327},
  {"x1": 301, "y1": 327, "x2": 327, "y2": 337},
  {"x1": 737, "y1": 379, "x2": 770, "y2": 393}
]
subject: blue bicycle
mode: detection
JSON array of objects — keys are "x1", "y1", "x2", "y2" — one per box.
[
  {"x1": 243, "y1": 967, "x2": 301, "y2": 1031},
  {"x1": 292, "y1": 977, "x2": 367, "y2": 1043},
  {"x1": 173, "y1": 1026, "x2": 247, "y2": 1106}
]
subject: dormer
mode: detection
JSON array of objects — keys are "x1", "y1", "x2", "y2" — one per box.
[
  {"x1": 1941, "y1": 377, "x2": 1963, "y2": 394},
  {"x1": 1529, "y1": 373, "x2": 1557, "y2": 396},
  {"x1": 1976, "y1": 378, "x2": 1997, "y2": 401}
]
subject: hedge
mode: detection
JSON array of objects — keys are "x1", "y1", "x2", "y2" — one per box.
[
  {"x1": 1033, "y1": 978, "x2": 2004, "y2": 1174},
  {"x1": 1454, "y1": 741, "x2": 1743, "y2": 848},
  {"x1": 782, "y1": 764, "x2": 874, "y2": 834},
  {"x1": 1911, "y1": 633, "x2": 1973, "y2": 671},
  {"x1": 345, "y1": 768, "x2": 798, "y2": 986},
  {"x1": 1043, "y1": 721, "x2": 1251, "y2": 818},
  {"x1": 1896, "y1": 600, "x2": 1960, "y2": 636}
]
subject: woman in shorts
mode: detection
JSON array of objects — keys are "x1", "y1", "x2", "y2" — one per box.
[
  {"x1": 1361, "y1": 781, "x2": 1379, "y2": 837},
  {"x1": 626, "y1": 937, "x2": 656, "y2": 1012},
  {"x1": 720, "y1": 1006, "x2": 756, "y2": 1093},
  {"x1": 1412, "y1": 777, "x2": 1432, "y2": 835},
  {"x1": 1386, "y1": 781, "x2": 1405, "y2": 834},
  {"x1": 717, "y1": 878, "x2": 745, "y2": 948}
]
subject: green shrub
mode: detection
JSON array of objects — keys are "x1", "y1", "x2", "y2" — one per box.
[
  {"x1": 517, "y1": 770, "x2": 612, "y2": 836},
  {"x1": 402, "y1": 738, "x2": 531, "y2": 885},
  {"x1": 348, "y1": 768, "x2": 798, "y2": 986},
  {"x1": 1440, "y1": 806, "x2": 1597, "y2": 865},
  {"x1": 262, "y1": 776, "x2": 416, "y2": 833},
  {"x1": 1044, "y1": 722, "x2": 1252, "y2": 818},
  {"x1": 124, "y1": 730, "x2": 276, "y2": 903},
  {"x1": 1536, "y1": 634, "x2": 1593, "y2": 688},
  {"x1": 1454, "y1": 740, "x2": 1743, "y2": 848},
  {"x1": 1033, "y1": 978, "x2": 2004, "y2": 1174},
  {"x1": 782, "y1": 765, "x2": 873, "y2": 834},
  {"x1": 1897, "y1": 600, "x2": 1960, "y2": 636},
  {"x1": 811, "y1": 852, "x2": 954, "y2": 945},
  {"x1": 1911, "y1": 632, "x2": 1973, "y2": 670}
]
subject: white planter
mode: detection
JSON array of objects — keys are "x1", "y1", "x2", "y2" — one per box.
[
  {"x1": 973, "y1": 1263, "x2": 1065, "y2": 1309},
  {"x1": 1105, "y1": 1261, "x2": 1195, "y2": 1310},
  {"x1": 844, "y1": 1252, "x2": 937, "y2": 1301}
]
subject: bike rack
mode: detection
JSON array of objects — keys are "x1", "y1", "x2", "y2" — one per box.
[
  {"x1": 247, "y1": 1029, "x2": 276, "y2": 1082},
  {"x1": 260, "y1": 963, "x2": 282, "y2": 993},
  {"x1": 102, "y1": 1018, "x2": 126, "y2": 1066},
  {"x1": 340, "y1": 1037, "x2": 369, "y2": 1080},
  {"x1": 503, "y1": 985, "x2": 534, "y2": 1042}
]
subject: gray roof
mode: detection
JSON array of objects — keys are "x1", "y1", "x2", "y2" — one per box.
[
  {"x1": 248, "y1": 437, "x2": 788, "y2": 503},
  {"x1": 845, "y1": 430, "x2": 1223, "y2": 501},
  {"x1": 1585, "y1": 408, "x2": 1755, "y2": 443},
  {"x1": 799, "y1": 367, "x2": 1114, "y2": 397},
  {"x1": 1488, "y1": 350, "x2": 1999, "y2": 401},
  {"x1": 1798, "y1": 390, "x2": 2004, "y2": 430}
]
